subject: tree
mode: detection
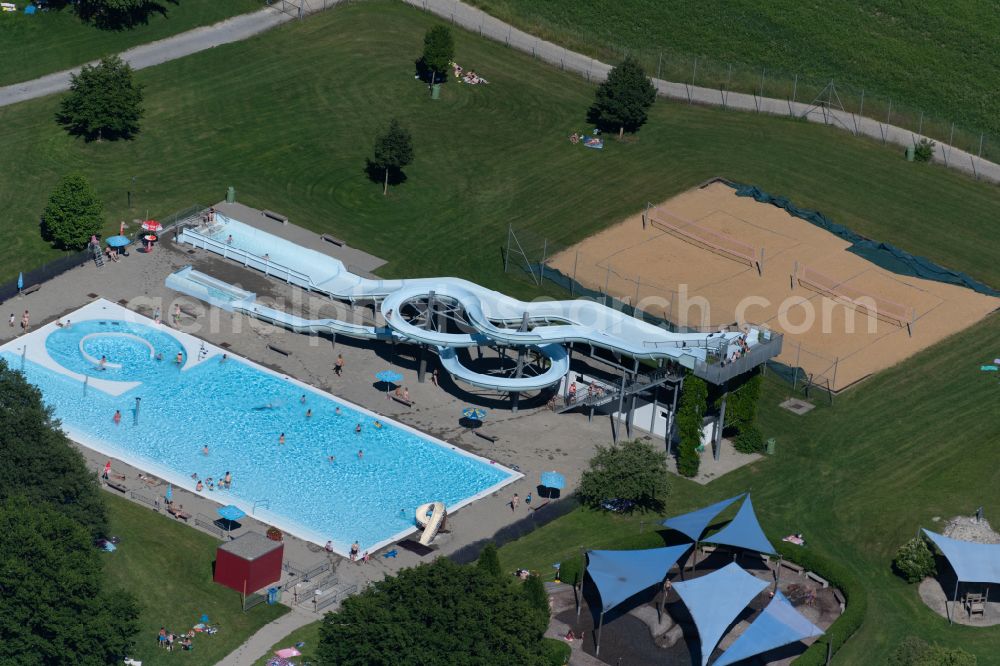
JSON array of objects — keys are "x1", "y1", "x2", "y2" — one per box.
[
  {"x1": 369, "y1": 118, "x2": 414, "y2": 195},
  {"x1": 893, "y1": 536, "x2": 936, "y2": 583},
  {"x1": 522, "y1": 574, "x2": 549, "y2": 616},
  {"x1": 578, "y1": 439, "x2": 670, "y2": 512},
  {"x1": 58, "y1": 55, "x2": 144, "y2": 141},
  {"x1": 676, "y1": 375, "x2": 708, "y2": 478},
  {"x1": 477, "y1": 542, "x2": 502, "y2": 578},
  {"x1": 421, "y1": 25, "x2": 454, "y2": 84},
  {"x1": 0, "y1": 496, "x2": 141, "y2": 665},
  {"x1": 318, "y1": 558, "x2": 550, "y2": 665},
  {"x1": 0, "y1": 359, "x2": 108, "y2": 538},
  {"x1": 75, "y1": 0, "x2": 169, "y2": 30},
  {"x1": 41, "y1": 174, "x2": 105, "y2": 251},
  {"x1": 588, "y1": 56, "x2": 656, "y2": 138}
]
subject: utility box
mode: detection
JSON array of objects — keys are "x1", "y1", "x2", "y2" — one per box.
[
  {"x1": 905, "y1": 145, "x2": 915, "y2": 162},
  {"x1": 214, "y1": 531, "x2": 283, "y2": 595},
  {"x1": 766, "y1": 438, "x2": 776, "y2": 455},
  {"x1": 431, "y1": 83, "x2": 441, "y2": 100},
  {"x1": 226, "y1": 186, "x2": 236, "y2": 203}
]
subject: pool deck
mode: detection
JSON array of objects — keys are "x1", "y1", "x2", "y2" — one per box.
[{"x1": 0, "y1": 216, "x2": 627, "y2": 610}]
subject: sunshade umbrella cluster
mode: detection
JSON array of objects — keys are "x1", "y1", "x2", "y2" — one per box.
[
  {"x1": 217, "y1": 504, "x2": 245, "y2": 534},
  {"x1": 375, "y1": 370, "x2": 403, "y2": 395}
]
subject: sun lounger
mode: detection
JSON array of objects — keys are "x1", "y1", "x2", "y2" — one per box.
[
  {"x1": 167, "y1": 506, "x2": 191, "y2": 522},
  {"x1": 105, "y1": 480, "x2": 128, "y2": 493},
  {"x1": 391, "y1": 395, "x2": 413, "y2": 407},
  {"x1": 474, "y1": 431, "x2": 498, "y2": 443}
]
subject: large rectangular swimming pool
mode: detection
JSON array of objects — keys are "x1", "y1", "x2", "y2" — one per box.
[{"x1": 0, "y1": 301, "x2": 517, "y2": 555}]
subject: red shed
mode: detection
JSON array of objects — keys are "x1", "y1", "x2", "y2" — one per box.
[{"x1": 214, "y1": 531, "x2": 283, "y2": 595}]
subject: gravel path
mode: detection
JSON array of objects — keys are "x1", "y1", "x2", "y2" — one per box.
[{"x1": 403, "y1": 0, "x2": 1000, "y2": 185}]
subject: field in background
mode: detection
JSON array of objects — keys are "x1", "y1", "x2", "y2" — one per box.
[
  {"x1": 1, "y1": 2, "x2": 1000, "y2": 295},
  {"x1": 467, "y1": 0, "x2": 1000, "y2": 159},
  {"x1": 0, "y1": 0, "x2": 262, "y2": 87},
  {"x1": 547, "y1": 181, "x2": 1000, "y2": 391}
]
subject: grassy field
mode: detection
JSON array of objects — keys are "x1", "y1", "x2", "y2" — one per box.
[
  {"x1": 1, "y1": 1, "x2": 999, "y2": 295},
  {"x1": 253, "y1": 621, "x2": 322, "y2": 665},
  {"x1": 468, "y1": 0, "x2": 1000, "y2": 146},
  {"x1": 0, "y1": 0, "x2": 261, "y2": 87},
  {"x1": 499, "y1": 312, "x2": 1000, "y2": 663},
  {"x1": 102, "y1": 494, "x2": 287, "y2": 665}
]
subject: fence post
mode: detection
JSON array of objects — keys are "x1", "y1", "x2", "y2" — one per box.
[
  {"x1": 858, "y1": 89, "x2": 865, "y2": 118},
  {"x1": 978, "y1": 133, "x2": 984, "y2": 157},
  {"x1": 759, "y1": 67, "x2": 766, "y2": 100},
  {"x1": 656, "y1": 52, "x2": 662, "y2": 80},
  {"x1": 571, "y1": 251, "x2": 578, "y2": 297},
  {"x1": 540, "y1": 239, "x2": 547, "y2": 284},
  {"x1": 917, "y1": 110, "x2": 923, "y2": 137},
  {"x1": 503, "y1": 224, "x2": 511, "y2": 273}
]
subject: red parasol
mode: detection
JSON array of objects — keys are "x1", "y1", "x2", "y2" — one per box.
[{"x1": 141, "y1": 219, "x2": 163, "y2": 232}]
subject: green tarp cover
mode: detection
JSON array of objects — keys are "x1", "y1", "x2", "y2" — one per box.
[{"x1": 729, "y1": 183, "x2": 999, "y2": 297}]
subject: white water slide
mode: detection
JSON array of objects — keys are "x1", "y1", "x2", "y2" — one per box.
[{"x1": 169, "y1": 215, "x2": 759, "y2": 392}]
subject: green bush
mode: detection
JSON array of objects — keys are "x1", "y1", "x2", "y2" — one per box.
[
  {"x1": 914, "y1": 138, "x2": 936, "y2": 162},
  {"x1": 676, "y1": 375, "x2": 707, "y2": 477},
  {"x1": 733, "y1": 426, "x2": 764, "y2": 454},
  {"x1": 541, "y1": 638, "x2": 571, "y2": 665},
  {"x1": 523, "y1": 574, "x2": 549, "y2": 615},
  {"x1": 577, "y1": 439, "x2": 670, "y2": 512},
  {"x1": 893, "y1": 536, "x2": 936, "y2": 583},
  {"x1": 889, "y1": 636, "x2": 977, "y2": 666},
  {"x1": 477, "y1": 542, "x2": 502, "y2": 578},
  {"x1": 774, "y1": 542, "x2": 867, "y2": 666}
]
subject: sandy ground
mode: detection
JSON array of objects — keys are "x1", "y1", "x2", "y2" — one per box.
[{"x1": 548, "y1": 182, "x2": 1000, "y2": 391}]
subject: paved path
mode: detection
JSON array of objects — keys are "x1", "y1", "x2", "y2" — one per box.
[
  {"x1": 0, "y1": 7, "x2": 294, "y2": 108},
  {"x1": 215, "y1": 607, "x2": 316, "y2": 666},
  {"x1": 403, "y1": 0, "x2": 1000, "y2": 185}
]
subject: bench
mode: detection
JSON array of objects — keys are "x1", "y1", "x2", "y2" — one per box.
[
  {"x1": 833, "y1": 588, "x2": 846, "y2": 611},
  {"x1": 321, "y1": 234, "x2": 346, "y2": 247},
  {"x1": 474, "y1": 431, "x2": 499, "y2": 443},
  {"x1": 167, "y1": 506, "x2": 191, "y2": 522},
  {"x1": 267, "y1": 344, "x2": 291, "y2": 356},
  {"x1": 780, "y1": 560, "x2": 805, "y2": 575},
  {"x1": 105, "y1": 480, "x2": 128, "y2": 494},
  {"x1": 22, "y1": 284, "x2": 40, "y2": 296},
  {"x1": 391, "y1": 395, "x2": 413, "y2": 407},
  {"x1": 262, "y1": 209, "x2": 289, "y2": 224},
  {"x1": 806, "y1": 571, "x2": 829, "y2": 588}
]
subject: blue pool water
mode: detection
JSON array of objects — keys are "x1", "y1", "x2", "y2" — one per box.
[{"x1": 7, "y1": 319, "x2": 514, "y2": 551}]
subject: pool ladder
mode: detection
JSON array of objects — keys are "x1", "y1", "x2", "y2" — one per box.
[{"x1": 252, "y1": 499, "x2": 271, "y2": 515}]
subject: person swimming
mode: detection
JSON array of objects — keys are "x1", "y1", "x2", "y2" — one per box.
[
  {"x1": 278, "y1": 433, "x2": 286, "y2": 445},
  {"x1": 357, "y1": 449, "x2": 363, "y2": 459},
  {"x1": 335, "y1": 407, "x2": 342, "y2": 415},
  {"x1": 98, "y1": 355, "x2": 107, "y2": 371},
  {"x1": 328, "y1": 455, "x2": 336, "y2": 463},
  {"x1": 300, "y1": 394, "x2": 307, "y2": 404},
  {"x1": 306, "y1": 409, "x2": 313, "y2": 418},
  {"x1": 113, "y1": 410, "x2": 121, "y2": 425},
  {"x1": 252, "y1": 402, "x2": 275, "y2": 411},
  {"x1": 355, "y1": 423, "x2": 362, "y2": 434},
  {"x1": 196, "y1": 480, "x2": 204, "y2": 491},
  {"x1": 175, "y1": 352, "x2": 183, "y2": 365},
  {"x1": 374, "y1": 420, "x2": 383, "y2": 429},
  {"x1": 202, "y1": 445, "x2": 209, "y2": 456}
]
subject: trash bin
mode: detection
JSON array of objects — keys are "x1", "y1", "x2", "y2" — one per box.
[
  {"x1": 226, "y1": 186, "x2": 236, "y2": 203},
  {"x1": 905, "y1": 144, "x2": 915, "y2": 162},
  {"x1": 431, "y1": 83, "x2": 441, "y2": 100},
  {"x1": 267, "y1": 587, "x2": 278, "y2": 605},
  {"x1": 766, "y1": 438, "x2": 776, "y2": 455}
]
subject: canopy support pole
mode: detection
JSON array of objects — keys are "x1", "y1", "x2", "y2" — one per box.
[
  {"x1": 950, "y1": 580, "x2": 959, "y2": 624},
  {"x1": 595, "y1": 611, "x2": 605, "y2": 656},
  {"x1": 577, "y1": 550, "x2": 585, "y2": 619}
]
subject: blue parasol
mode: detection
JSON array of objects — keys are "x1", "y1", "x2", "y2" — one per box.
[
  {"x1": 217, "y1": 504, "x2": 245, "y2": 534},
  {"x1": 540, "y1": 471, "x2": 566, "y2": 490},
  {"x1": 106, "y1": 235, "x2": 131, "y2": 248},
  {"x1": 17, "y1": 272, "x2": 23, "y2": 291},
  {"x1": 165, "y1": 484, "x2": 173, "y2": 504},
  {"x1": 462, "y1": 407, "x2": 487, "y2": 421},
  {"x1": 375, "y1": 370, "x2": 403, "y2": 395}
]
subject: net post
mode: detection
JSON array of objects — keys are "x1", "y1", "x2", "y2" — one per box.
[
  {"x1": 643, "y1": 202, "x2": 650, "y2": 229},
  {"x1": 503, "y1": 224, "x2": 511, "y2": 273},
  {"x1": 758, "y1": 247, "x2": 765, "y2": 277},
  {"x1": 540, "y1": 238, "x2": 548, "y2": 284},
  {"x1": 791, "y1": 260, "x2": 798, "y2": 290}
]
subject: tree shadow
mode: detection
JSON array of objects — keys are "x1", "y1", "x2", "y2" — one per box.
[
  {"x1": 363, "y1": 159, "x2": 408, "y2": 188},
  {"x1": 76, "y1": 0, "x2": 176, "y2": 31},
  {"x1": 413, "y1": 57, "x2": 447, "y2": 85}
]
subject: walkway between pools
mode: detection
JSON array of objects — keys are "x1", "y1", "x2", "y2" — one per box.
[{"x1": 167, "y1": 213, "x2": 771, "y2": 392}]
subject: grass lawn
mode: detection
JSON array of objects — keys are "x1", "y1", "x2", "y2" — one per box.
[
  {"x1": 252, "y1": 621, "x2": 322, "y2": 665},
  {"x1": 0, "y1": 1, "x2": 999, "y2": 295},
  {"x1": 499, "y1": 312, "x2": 1000, "y2": 663},
  {"x1": 467, "y1": 0, "x2": 1000, "y2": 145},
  {"x1": 102, "y1": 494, "x2": 287, "y2": 666},
  {"x1": 0, "y1": 0, "x2": 262, "y2": 87}
]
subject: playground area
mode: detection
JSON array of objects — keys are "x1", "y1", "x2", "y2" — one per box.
[{"x1": 548, "y1": 181, "x2": 1000, "y2": 391}]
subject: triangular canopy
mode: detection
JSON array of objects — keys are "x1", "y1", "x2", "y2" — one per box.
[
  {"x1": 712, "y1": 590, "x2": 824, "y2": 666},
  {"x1": 923, "y1": 529, "x2": 1000, "y2": 584},
  {"x1": 662, "y1": 494, "x2": 746, "y2": 542},
  {"x1": 703, "y1": 495, "x2": 776, "y2": 555},
  {"x1": 586, "y1": 545, "x2": 691, "y2": 613},
  {"x1": 672, "y1": 562, "x2": 769, "y2": 666}
]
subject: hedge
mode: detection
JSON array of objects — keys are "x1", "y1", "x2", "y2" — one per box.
[{"x1": 775, "y1": 542, "x2": 868, "y2": 664}]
